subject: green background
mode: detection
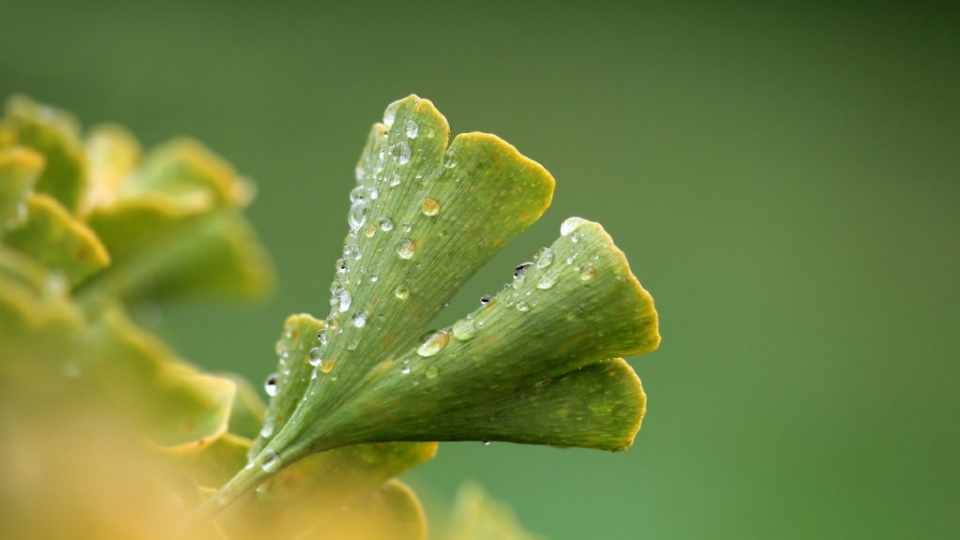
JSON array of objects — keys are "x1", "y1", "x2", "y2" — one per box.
[{"x1": 3, "y1": 1, "x2": 957, "y2": 537}]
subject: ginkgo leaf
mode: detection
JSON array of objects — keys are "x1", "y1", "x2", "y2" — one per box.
[
  {"x1": 1, "y1": 96, "x2": 88, "y2": 212},
  {"x1": 444, "y1": 483, "x2": 545, "y2": 540},
  {"x1": 4, "y1": 194, "x2": 110, "y2": 286},
  {"x1": 0, "y1": 146, "x2": 44, "y2": 228}
]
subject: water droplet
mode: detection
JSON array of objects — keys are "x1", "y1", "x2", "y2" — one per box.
[
  {"x1": 265, "y1": 373, "x2": 278, "y2": 396},
  {"x1": 343, "y1": 243, "x2": 361, "y2": 260},
  {"x1": 483, "y1": 441, "x2": 491, "y2": 446},
  {"x1": 261, "y1": 450, "x2": 282, "y2": 473},
  {"x1": 364, "y1": 224, "x2": 377, "y2": 238},
  {"x1": 260, "y1": 417, "x2": 274, "y2": 438},
  {"x1": 383, "y1": 100, "x2": 401, "y2": 128},
  {"x1": 534, "y1": 247, "x2": 554, "y2": 268},
  {"x1": 512, "y1": 274, "x2": 526, "y2": 289},
  {"x1": 350, "y1": 186, "x2": 366, "y2": 203},
  {"x1": 571, "y1": 233, "x2": 580, "y2": 243},
  {"x1": 452, "y1": 319, "x2": 477, "y2": 341},
  {"x1": 395, "y1": 284, "x2": 410, "y2": 300},
  {"x1": 353, "y1": 310, "x2": 368, "y2": 328},
  {"x1": 320, "y1": 359, "x2": 337, "y2": 374},
  {"x1": 332, "y1": 288, "x2": 352, "y2": 312},
  {"x1": 355, "y1": 164, "x2": 364, "y2": 181},
  {"x1": 402, "y1": 220, "x2": 413, "y2": 232},
  {"x1": 517, "y1": 301, "x2": 530, "y2": 312},
  {"x1": 335, "y1": 258, "x2": 347, "y2": 271},
  {"x1": 369, "y1": 273, "x2": 379, "y2": 283},
  {"x1": 389, "y1": 173, "x2": 401, "y2": 187},
  {"x1": 368, "y1": 187, "x2": 379, "y2": 200},
  {"x1": 537, "y1": 271, "x2": 559, "y2": 289},
  {"x1": 405, "y1": 119, "x2": 419, "y2": 138},
  {"x1": 347, "y1": 338, "x2": 360, "y2": 350},
  {"x1": 425, "y1": 365, "x2": 439, "y2": 379},
  {"x1": 421, "y1": 197, "x2": 440, "y2": 216},
  {"x1": 580, "y1": 265, "x2": 597, "y2": 280},
  {"x1": 348, "y1": 200, "x2": 368, "y2": 231},
  {"x1": 308, "y1": 347, "x2": 323, "y2": 367},
  {"x1": 566, "y1": 256, "x2": 575, "y2": 265},
  {"x1": 401, "y1": 366, "x2": 411, "y2": 375},
  {"x1": 378, "y1": 217, "x2": 394, "y2": 231},
  {"x1": 417, "y1": 330, "x2": 450, "y2": 357},
  {"x1": 391, "y1": 142, "x2": 411, "y2": 164},
  {"x1": 396, "y1": 238, "x2": 416, "y2": 259},
  {"x1": 514, "y1": 262, "x2": 534, "y2": 278},
  {"x1": 561, "y1": 217, "x2": 587, "y2": 236},
  {"x1": 480, "y1": 294, "x2": 491, "y2": 305},
  {"x1": 443, "y1": 150, "x2": 458, "y2": 169}
]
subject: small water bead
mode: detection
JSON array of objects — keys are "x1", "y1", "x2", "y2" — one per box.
[
  {"x1": 396, "y1": 238, "x2": 416, "y2": 259},
  {"x1": 353, "y1": 310, "x2": 368, "y2": 328},
  {"x1": 349, "y1": 186, "x2": 366, "y2": 203},
  {"x1": 405, "y1": 119, "x2": 419, "y2": 139},
  {"x1": 395, "y1": 284, "x2": 410, "y2": 300},
  {"x1": 514, "y1": 262, "x2": 534, "y2": 278},
  {"x1": 335, "y1": 258, "x2": 347, "y2": 271},
  {"x1": 308, "y1": 347, "x2": 323, "y2": 367},
  {"x1": 422, "y1": 197, "x2": 440, "y2": 216},
  {"x1": 348, "y1": 200, "x2": 367, "y2": 231},
  {"x1": 536, "y1": 271, "x2": 559, "y2": 289},
  {"x1": 317, "y1": 329, "x2": 328, "y2": 346},
  {"x1": 417, "y1": 330, "x2": 450, "y2": 357},
  {"x1": 391, "y1": 142, "x2": 411, "y2": 165},
  {"x1": 259, "y1": 417, "x2": 275, "y2": 438},
  {"x1": 401, "y1": 366, "x2": 411, "y2": 375},
  {"x1": 368, "y1": 187, "x2": 379, "y2": 200},
  {"x1": 369, "y1": 274, "x2": 379, "y2": 283},
  {"x1": 425, "y1": 365, "x2": 439, "y2": 379},
  {"x1": 333, "y1": 288, "x2": 352, "y2": 312},
  {"x1": 343, "y1": 242, "x2": 361, "y2": 260},
  {"x1": 480, "y1": 294, "x2": 491, "y2": 305},
  {"x1": 320, "y1": 359, "x2": 337, "y2": 374},
  {"x1": 534, "y1": 247, "x2": 554, "y2": 268},
  {"x1": 579, "y1": 265, "x2": 597, "y2": 280},
  {"x1": 264, "y1": 373, "x2": 278, "y2": 396},
  {"x1": 378, "y1": 217, "x2": 395, "y2": 231},
  {"x1": 389, "y1": 173, "x2": 401, "y2": 187},
  {"x1": 364, "y1": 224, "x2": 377, "y2": 238},
  {"x1": 561, "y1": 217, "x2": 587, "y2": 236},
  {"x1": 517, "y1": 301, "x2": 530, "y2": 312},
  {"x1": 355, "y1": 164, "x2": 364, "y2": 181},
  {"x1": 483, "y1": 441, "x2": 491, "y2": 446},
  {"x1": 566, "y1": 256, "x2": 575, "y2": 265},
  {"x1": 402, "y1": 220, "x2": 413, "y2": 232},
  {"x1": 261, "y1": 450, "x2": 282, "y2": 473},
  {"x1": 383, "y1": 100, "x2": 401, "y2": 128},
  {"x1": 452, "y1": 319, "x2": 477, "y2": 341},
  {"x1": 347, "y1": 338, "x2": 360, "y2": 351},
  {"x1": 443, "y1": 150, "x2": 459, "y2": 169}
]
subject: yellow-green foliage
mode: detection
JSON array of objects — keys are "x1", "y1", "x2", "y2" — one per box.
[{"x1": 0, "y1": 95, "x2": 660, "y2": 540}]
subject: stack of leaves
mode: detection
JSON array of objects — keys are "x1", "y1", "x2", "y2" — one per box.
[{"x1": 0, "y1": 94, "x2": 659, "y2": 540}]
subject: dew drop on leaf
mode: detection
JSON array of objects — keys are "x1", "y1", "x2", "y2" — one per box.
[
  {"x1": 261, "y1": 450, "x2": 282, "y2": 473},
  {"x1": 580, "y1": 265, "x2": 597, "y2": 280},
  {"x1": 378, "y1": 217, "x2": 394, "y2": 231},
  {"x1": 348, "y1": 200, "x2": 367, "y2": 231},
  {"x1": 443, "y1": 150, "x2": 458, "y2": 169},
  {"x1": 350, "y1": 186, "x2": 365, "y2": 203},
  {"x1": 364, "y1": 224, "x2": 377, "y2": 238},
  {"x1": 391, "y1": 142, "x2": 411, "y2": 165},
  {"x1": 534, "y1": 247, "x2": 554, "y2": 268},
  {"x1": 417, "y1": 330, "x2": 450, "y2": 357},
  {"x1": 308, "y1": 347, "x2": 323, "y2": 367},
  {"x1": 395, "y1": 284, "x2": 410, "y2": 300},
  {"x1": 561, "y1": 217, "x2": 587, "y2": 236},
  {"x1": 517, "y1": 301, "x2": 530, "y2": 312},
  {"x1": 396, "y1": 238, "x2": 416, "y2": 259},
  {"x1": 425, "y1": 365, "x2": 439, "y2": 379},
  {"x1": 480, "y1": 294, "x2": 491, "y2": 305},
  {"x1": 422, "y1": 197, "x2": 440, "y2": 216},
  {"x1": 353, "y1": 310, "x2": 368, "y2": 328},
  {"x1": 389, "y1": 173, "x2": 401, "y2": 187},
  {"x1": 383, "y1": 100, "x2": 400, "y2": 128},
  {"x1": 536, "y1": 271, "x2": 559, "y2": 289},
  {"x1": 405, "y1": 119, "x2": 419, "y2": 139},
  {"x1": 452, "y1": 319, "x2": 477, "y2": 341},
  {"x1": 264, "y1": 373, "x2": 278, "y2": 397},
  {"x1": 514, "y1": 262, "x2": 534, "y2": 278}
]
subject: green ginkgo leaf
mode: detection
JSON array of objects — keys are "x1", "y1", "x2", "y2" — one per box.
[
  {"x1": 197, "y1": 96, "x2": 659, "y2": 517},
  {"x1": 0, "y1": 146, "x2": 44, "y2": 228},
  {"x1": 4, "y1": 193, "x2": 110, "y2": 286},
  {"x1": 1, "y1": 96, "x2": 88, "y2": 212},
  {"x1": 82, "y1": 123, "x2": 141, "y2": 214}
]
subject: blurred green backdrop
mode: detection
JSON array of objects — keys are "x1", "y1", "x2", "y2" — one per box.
[{"x1": 3, "y1": 1, "x2": 957, "y2": 538}]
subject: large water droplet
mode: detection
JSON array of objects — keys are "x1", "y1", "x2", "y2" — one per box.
[
  {"x1": 353, "y1": 310, "x2": 368, "y2": 328},
  {"x1": 396, "y1": 238, "x2": 416, "y2": 259},
  {"x1": 378, "y1": 217, "x2": 395, "y2": 231},
  {"x1": 308, "y1": 347, "x2": 323, "y2": 367},
  {"x1": 422, "y1": 197, "x2": 440, "y2": 216},
  {"x1": 383, "y1": 100, "x2": 401, "y2": 128},
  {"x1": 332, "y1": 288, "x2": 352, "y2": 312},
  {"x1": 537, "y1": 271, "x2": 559, "y2": 289},
  {"x1": 405, "y1": 119, "x2": 419, "y2": 139},
  {"x1": 517, "y1": 301, "x2": 530, "y2": 312},
  {"x1": 417, "y1": 330, "x2": 450, "y2": 357},
  {"x1": 480, "y1": 294, "x2": 491, "y2": 305},
  {"x1": 580, "y1": 265, "x2": 597, "y2": 280},
  {"x1": 391, "y1": 142, "x2": 411, "y2": 164},
  {"x1": 452, "y1": 319, "x2": 477, "y2": 341},
  {"x1": 265, "y1": 373, "x2": 278, "y2": 396},
  {"x1": 395, "y1": 284, "x2": 410, "y2": 300},
  {"x1": 425, "y1": 365, "x2": 439, "y2": 379},
  {"x1": 561, "y1": 217, "x2": 587, "y2": 236},
  {"x1": 261, "y1": 449, "x2": 282, "y2": 473},
  {"x1": 514, "y1": 262, "x2": 534, "y2": 278},
  {"x1": 534, "y1": 247, "x2": 554, "y2": 268},
  {"x1": 348, "y1": 200, "x2": 368, "y2": 231},
  {"x1": 349, "y1": 186, "x2": 366, "y2": 203},
  {"x1": 343, "y1": 243, "x2": 361, "y2": 260},
  {"x1": 443, "y1": 150, "x2": 458, "y2": 169}
]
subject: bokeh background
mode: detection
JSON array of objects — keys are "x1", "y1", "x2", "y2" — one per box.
[{"x1": 3, "y1": 1, "x2": 958, "y2": 538}]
